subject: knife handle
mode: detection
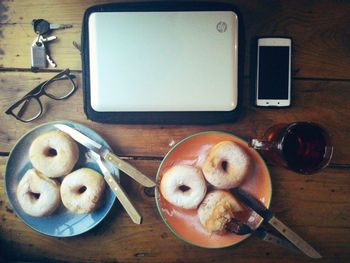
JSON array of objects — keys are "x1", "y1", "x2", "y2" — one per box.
[
  {"x1": 231, "y1": 188, "x2": 274, "y2": 221},
  {"x1": 105, "y1": 152, "x2": 156, "y2": 188},
  {"x1": 104, "y1": 172, "x2": 142, "y2": 224}
]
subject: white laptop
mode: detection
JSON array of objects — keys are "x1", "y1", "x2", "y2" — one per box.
[{"x1": 83, "y1": 3, "x2": 241, "y2": 123}]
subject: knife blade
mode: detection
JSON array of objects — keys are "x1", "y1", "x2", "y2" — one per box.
[
  {"x1": 226, "y1": 219, "x2": 300, "y2": 254},
  {"x1": 231, "y1": 188, "x2": 322, "y2": 259},
  {"x1": 54, "y1": 124, "x2": 156, "y2": 188},
  {"x1": 91, "y1": 151, "x2": 142, "y2": 224},
  {"x1": 254, "y1": 228, "x2": 300, "y2": 254}
]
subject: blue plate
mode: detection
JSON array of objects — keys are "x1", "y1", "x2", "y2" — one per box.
[{"x1": 5, "y1": 120, "x2": 118, "y2": 237}]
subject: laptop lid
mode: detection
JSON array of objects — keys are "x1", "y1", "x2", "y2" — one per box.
[{"x1": 88, "y1": 11, "x2": 238, "y2": 112}]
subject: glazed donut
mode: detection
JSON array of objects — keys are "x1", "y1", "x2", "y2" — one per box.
[
  {"x1": 29, "y1": 130, "x2": 79, "y2": 178},
  {"x1": 160, "y1": 165, "x2": 207, "y2": 209},
  {"x1": 198, "y1": 190, "x2": 242, "y2": 234},
  {"x1": 61, "y1": 168, "x2": 105, "y2": 214},
  {"x1": 16, "y1": 169, "x2": 60, "y2": 217},
  {"x1": 202, "y1": 141, "x2": 250, "y2": 189}
]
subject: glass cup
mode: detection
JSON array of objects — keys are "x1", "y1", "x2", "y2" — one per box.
[{"x1": 250, "y1": 122, "x2": 333, "y2": 174}]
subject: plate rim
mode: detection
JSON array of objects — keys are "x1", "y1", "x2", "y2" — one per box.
[
  {"x1": 4, "y1": 120, "x2": 117, "y2": 237},
  {"x1": 155, "y1": 130, "x2": 272, "y2": 249}
]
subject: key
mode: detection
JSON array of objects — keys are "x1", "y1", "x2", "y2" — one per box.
[
  {"x1": 32, "y1": 19, "x2": 72, "y2": 35},
  {"x1": 46, "y1": 54, "x2": 57, "y2": 68},
  {"x1": 40, "y1": 35, "x2": 57, "y2": 43},
  {"x1": 41, "y1": 35, "x2": 57, "y2": 68}
]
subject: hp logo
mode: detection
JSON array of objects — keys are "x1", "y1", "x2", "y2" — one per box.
[{"x1": 216, "y1": 21, "x2": 227, "y2": 33}]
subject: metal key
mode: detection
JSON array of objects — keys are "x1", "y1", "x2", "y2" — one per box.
[
  {"x1": 32, "y1": 19, "x2": 72, "y2": 35},
  {"x1": 41, "y1": 35, "x2": 57, "y2": 43},
  {"x1": 41, "y1": 36, "x2": 57, "y2": 68},
  {"x1": 46, "y1": 54, "x2": 56, "y2": 68}
]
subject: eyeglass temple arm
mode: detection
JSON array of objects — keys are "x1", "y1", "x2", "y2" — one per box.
[
  {"x1": 23, "y1": 81, "x2": 47, "y2": 97},
  {"x1": 54, "y1": 74, "x2": 76, "y2": 80},
  {"x1": 16, "y1": 99, "x2": 31, "y2": 118}
]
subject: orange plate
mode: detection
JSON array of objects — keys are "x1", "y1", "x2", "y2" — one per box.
[{"x1": 155, "y1": 131, "x2": 272, "y2": 248}]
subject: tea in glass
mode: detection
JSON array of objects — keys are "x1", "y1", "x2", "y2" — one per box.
[{"x1": 250, "y1": 122, "x2": 333, "y2": 174}]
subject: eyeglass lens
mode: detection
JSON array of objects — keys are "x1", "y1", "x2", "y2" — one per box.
[
  {"x1": 13, "y1": 97, "x2": 42, "y2": 122},
  {"x1": 43, "y1": 75, "x2": 76, "y2": 100}
]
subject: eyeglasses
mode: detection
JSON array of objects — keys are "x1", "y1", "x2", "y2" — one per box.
[{"x1": 5, "y1": 69, "x2": 77, "y2": 122}]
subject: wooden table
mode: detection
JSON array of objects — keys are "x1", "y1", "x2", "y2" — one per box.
[{"x1": 1, "y1": 0, "x2": 350, "y2": 262}]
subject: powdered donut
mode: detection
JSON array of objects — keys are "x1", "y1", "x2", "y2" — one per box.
[
  {"x1": 29, "y1": 130, "x2": 79, "y2": 178},
  {"x1": 61, "y1": 168, "x2": 105, "y2": 214},
  {"x1": 160, "y1": 164, "x2": 207, "y2": 209},
  {"x1": 198, "y1": 190, "x2": 243, "y2": 233},
  {"x1": 202, "y1": 141, "x2": 250, "y2": 189},
  {"x1": 16, "y1": 169, "x2": 60, "y2": 217}
]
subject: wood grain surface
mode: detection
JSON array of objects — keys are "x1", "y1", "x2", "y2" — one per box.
[
  {"x1": 1, "y1": 72, "x2": 349, "y2": 162},
  {"x1": 1, "y1": 157, "x2": 350, "y2": 263},
  {"x1": 0, "y1": 0, "x2": 350, "y2": 262},
  {"x1": 1, "y1": 0, "x2": 350, "y2": 79}
]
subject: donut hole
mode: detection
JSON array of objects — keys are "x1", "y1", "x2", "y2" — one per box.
[
  {"x1": 221, "y1": 160, "x2": 229, "y2": 172},
  {"x1": 178, "y1": 185, "x2": 191, "y2": 192},
  {"x1": 78, "y1": 186, "x2": 87, "y2": 194},
  {"x1": 44, "y1": 147, "x2": 57, "y2": 157},
  {"x1": 29, "y1": 191, "x2": 41, "y2": 200}
]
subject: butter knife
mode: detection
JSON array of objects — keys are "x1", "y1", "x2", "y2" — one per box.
[
  {"x1": 54, "y1": 124, "x2": 156, "y2": 187},
  {"x1": 231, "y1": 188, "x2": 322, "y2": 259},
  {"x1": 227, "y1": 219, "x2": 300, "y2": 253},
  {"x1": 91, "y1": 151, "x2": 142, "y2": 224},
  {"x1": 254, "y1": 228, "x2": 300, "y2": 254}
]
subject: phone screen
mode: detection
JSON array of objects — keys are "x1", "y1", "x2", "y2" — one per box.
[{"x1": 258, "y1": 46, "x2": 290, "y2": 99}]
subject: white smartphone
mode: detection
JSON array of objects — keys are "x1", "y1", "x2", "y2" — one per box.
[{"x1": 255, "y1": 37, "x2": 292, "y2": 107}]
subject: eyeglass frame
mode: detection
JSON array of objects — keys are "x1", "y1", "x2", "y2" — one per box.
[{"x1": 5, "y1": 69, "x2": 77, "y2": 122}]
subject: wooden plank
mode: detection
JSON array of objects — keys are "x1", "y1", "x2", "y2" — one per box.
[
  {"x1": 0, "y1": 71, "x2": 349, "y2": 164},
  {"x1": 0, "y1": 0, "x2": 350, "y2": 79},
  {"x1": 1, "y1": 157, "x2": 349, "y2": 262}
]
